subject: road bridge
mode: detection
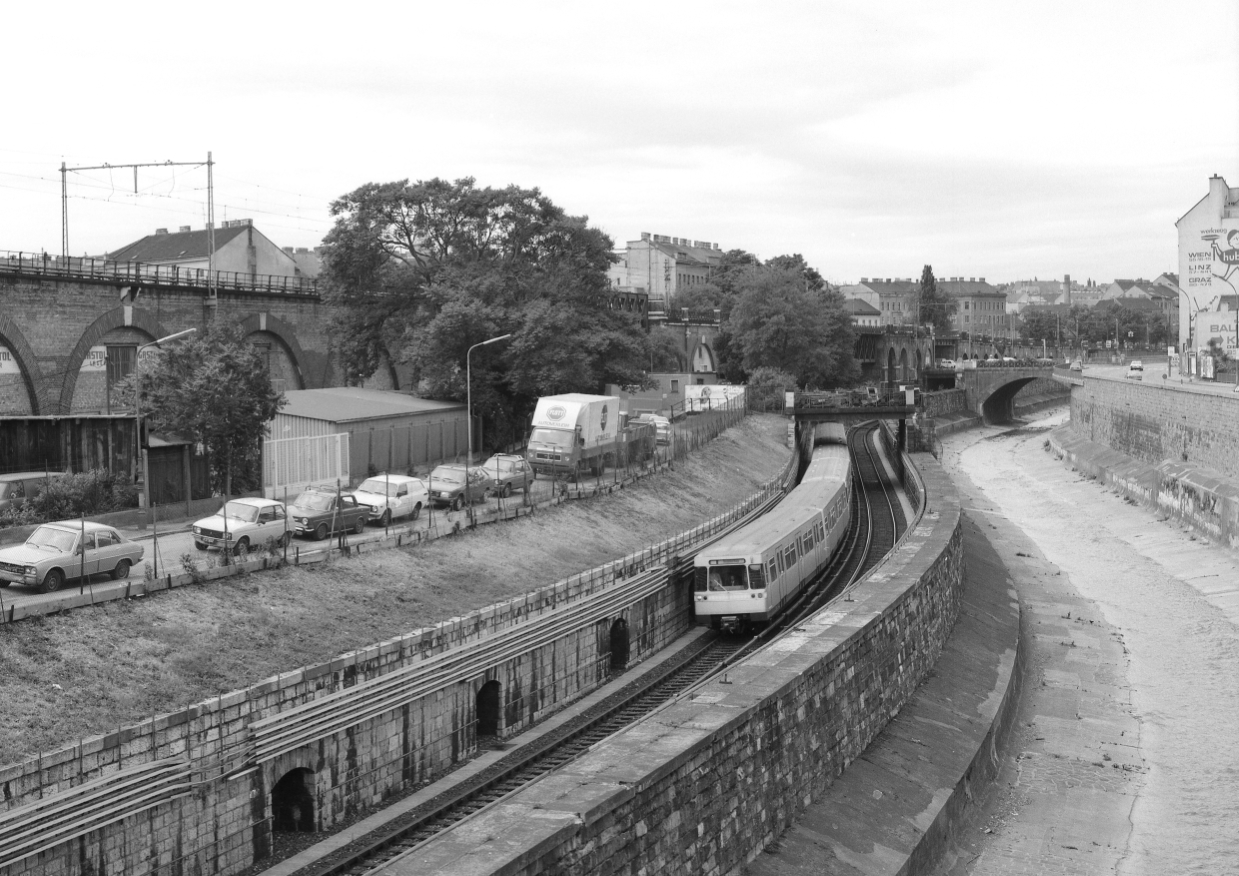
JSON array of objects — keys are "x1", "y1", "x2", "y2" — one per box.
[{"x1": 954, "y1": 359, "x2": 1055, "y2": 422}]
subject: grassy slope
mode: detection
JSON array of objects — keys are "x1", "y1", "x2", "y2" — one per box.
[{"x1": 0, "y1": 414, "x2": 791, "y2": 768}]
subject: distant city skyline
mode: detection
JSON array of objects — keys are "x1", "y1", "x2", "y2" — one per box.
[{"x1": 1, "y1": 2, "x2": 1235, "y2": 286}]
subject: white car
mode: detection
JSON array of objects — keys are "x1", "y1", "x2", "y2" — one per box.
[
  {"x1": 351, "y1": 474, "x2": 428, "y2": 526},
  {"x1": 192, "y1": 497, "x2": 289, "y2": 555},
  {"x1": 1126, "y1": 360, "x2": 1144, "y2": 380}
]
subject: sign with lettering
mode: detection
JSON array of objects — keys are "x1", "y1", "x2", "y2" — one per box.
[
  {"x1": 1193, "y1": 310, "x2": 1238, "y2": 355},
  {"x1": 80, "y1": 346, "x2": 108, "y2": 372},
  {"x1": 0, "y1": 345, "x2": 19, "y2": 374}
]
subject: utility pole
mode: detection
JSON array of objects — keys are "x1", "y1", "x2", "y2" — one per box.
[{"x1": 60, "y1": 154, "x2": 214, "y2": 259}]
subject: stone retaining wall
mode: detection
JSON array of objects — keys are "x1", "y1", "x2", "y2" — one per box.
[
  {"x1": 409, "y1": 452, "x2": 964, "y2": 876},
  {"x1": 1069, "y1": 374, "x2": 1239, "y2": 481}
]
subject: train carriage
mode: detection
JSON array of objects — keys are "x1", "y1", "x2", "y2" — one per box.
[{"x1": 694, "y1": 426, "x2": 852, "y2": 633}]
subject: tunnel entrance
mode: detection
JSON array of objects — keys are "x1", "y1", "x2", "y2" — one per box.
[
  {"x1": 271, "y1": 768, "x2": 316, "y2": 833},
  {"x1": 609, "y1": 619, "x2": 630, "y2": 673},
  {"x1": 477, "y1": 680, "x2": 502, "y2": 737}
]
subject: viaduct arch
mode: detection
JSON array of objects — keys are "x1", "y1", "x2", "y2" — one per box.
[{"x1": 0, "y1": 314, "x2": 43, "y2": 415}]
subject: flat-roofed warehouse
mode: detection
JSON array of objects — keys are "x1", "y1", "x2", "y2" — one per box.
[{"x1": 265, "y1": 388, "x2": 467, "y2": 497}]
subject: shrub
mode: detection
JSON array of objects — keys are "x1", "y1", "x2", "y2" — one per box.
[{"x1": 27, "y1": 469, "x2": 138, "y2": 522}]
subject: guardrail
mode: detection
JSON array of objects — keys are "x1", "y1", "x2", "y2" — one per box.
[{"x1": 0, "y1": 250, "x2": 318, "y2": 296}]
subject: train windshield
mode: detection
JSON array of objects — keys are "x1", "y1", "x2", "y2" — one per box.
[{"x1": 697, "y1": 565, "x2": 749, "y2": 592}]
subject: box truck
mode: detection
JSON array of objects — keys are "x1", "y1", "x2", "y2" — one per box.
[{"x1": 526, "y1": 394, "x2": 652, "y2": 479}]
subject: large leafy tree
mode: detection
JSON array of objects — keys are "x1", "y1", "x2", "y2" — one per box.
[
  {"x1": 126, "y1": 326, "x2": 285, "y2": 496},
  {"x1": 320, "y1": 177, "x2": 650, "y2": 449},
  {"x1": 727, "y1": 262, "x2": 857, "y2": 388}
]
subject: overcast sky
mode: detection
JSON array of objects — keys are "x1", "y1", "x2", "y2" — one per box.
[{"x1": 2, "y1": 1, "x2": 1235, "y2": 286}]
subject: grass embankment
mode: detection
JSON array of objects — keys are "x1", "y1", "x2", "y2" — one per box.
[{"x1": 0, "y1": 414, "x2": 791, "y2": 768}]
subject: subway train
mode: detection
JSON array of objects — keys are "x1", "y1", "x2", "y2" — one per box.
[{"x1": 692, "y1": 422, "x2": 852, "y2": 633}]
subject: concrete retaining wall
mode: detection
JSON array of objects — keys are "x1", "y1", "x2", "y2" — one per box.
[
  {"x1": 408, "y1": 453, "x2": 964, "y2": 876},
  {"x1": 1049, "y1": 425, "x2": 1239, "y2": 551}
]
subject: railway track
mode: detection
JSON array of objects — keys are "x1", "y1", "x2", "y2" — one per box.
[{"x1": 270, "y1": 421, "x2": 912, "y2": 876}]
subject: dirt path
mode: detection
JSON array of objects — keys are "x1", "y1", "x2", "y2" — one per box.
[{"x1": 0, "y1": 414, "x2": 792, "y2": 769}]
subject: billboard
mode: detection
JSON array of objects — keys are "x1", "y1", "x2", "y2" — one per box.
[
  {"x1": 1194, "y1": 311, "x2": 1239, "y2": 357},
  {"x1": 1178, "y1": 177, "x2": 1239, "y2": 350},
  {"x1": 0, "y1": 346, "x2": 19, "y2": 374}
]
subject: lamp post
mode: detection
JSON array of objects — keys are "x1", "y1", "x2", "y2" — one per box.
[
  {"x1": 464, "y1": 333, "x2": 512, "y2": 520},
  {"x1": 135, "y1": 328, "x2": 196, "y2": 529}
]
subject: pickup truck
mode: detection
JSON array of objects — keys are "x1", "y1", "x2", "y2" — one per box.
[
  {"x1": 480, "y1": 454, "x2": 535, "y2": 498},
  {"x1": 289, "y1": 486, "x2": 370, "y2": 540}
]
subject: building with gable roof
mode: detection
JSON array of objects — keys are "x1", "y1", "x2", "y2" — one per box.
[{"x1": 107, "y1": 219, "x2": 305, "y2": 280}]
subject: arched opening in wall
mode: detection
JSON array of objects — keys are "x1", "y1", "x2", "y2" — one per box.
[
  {"x1": 271, "y1": 768, "x2": 316, "y2": 833},
  {"x1": 886, "y1": 348, "x2": 896, "y2": 385},
  {"x1": 609, "y1": 619, "x2": 630, "y2": 672},
  {"x1": 246, "y1": 330, "x2": 303, "y2": 392},
  {"x1": 979, "y1": 378, "x2": 1033, "y2": 425},
  {"x1": 899, "y1": 348, "x2": 909, "y2": 383},
  {"x1": 476, "y1": 680, "x2": 502, "y2": 738}
]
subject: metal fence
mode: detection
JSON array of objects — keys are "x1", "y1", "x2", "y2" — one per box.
[{"x1": 0, "y1": 250, "x2": 318, "y2": 296}]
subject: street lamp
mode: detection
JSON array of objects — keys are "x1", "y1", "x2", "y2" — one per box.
[
  {"x1": 135, "y1": 328, "x2": 196, "y2": 528},
  {"x1": 464, "y1": 333, "x2": 512, "y2": 519}
]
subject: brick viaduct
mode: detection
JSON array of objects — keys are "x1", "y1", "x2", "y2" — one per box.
[{"x1": 0, "y1": 271, "x2": 334, "y2": 418}]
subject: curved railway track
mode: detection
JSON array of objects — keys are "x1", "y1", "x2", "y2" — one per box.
[{"x1": 270, "y1": 421, "x2": 912, "y2": 876}]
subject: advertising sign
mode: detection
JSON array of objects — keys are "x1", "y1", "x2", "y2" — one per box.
[
  {"x1": 0, "y1": 346, "x2": 19, "y2": 374},
  {"x1": 80, "y1": 346, "x2": 107, "y2": 372},
  {"x1": 1193, "y1": 311, "x2": 1239, "y2": 357}
]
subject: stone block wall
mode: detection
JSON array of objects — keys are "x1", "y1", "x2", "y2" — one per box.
[
  {"x1": 411, "y1": 454, "x2": 964, "y2": 876},
  {"x1": 923, "y1": 387, "x2": 966, "y2": 417},
  {"x1": 1069, "y1": 375, "x2": 1239, "y2": 482}
]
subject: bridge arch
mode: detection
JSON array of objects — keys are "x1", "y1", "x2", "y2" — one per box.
[
  {"x1": 977, "y1": 376, "x2": 1038, "y2": 424},
  {"x1": 0, "y1": 315, "x2": 43, "y2": 414},
  {"x1": 57, "y1": 308, "x2": 171, "y2": 415},
  {"x1": 237, "y1": 312, "x2": 307, "y2": 390}
]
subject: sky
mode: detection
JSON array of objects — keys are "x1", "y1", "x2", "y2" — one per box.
[{"x1": 2, "y1": 1, "x2": 1236, "y2": 286}]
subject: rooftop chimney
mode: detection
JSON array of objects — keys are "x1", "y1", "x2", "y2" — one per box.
[
  {"x1": 155, "y1": 228, "x2": 168, "y2": 235},
  {"x1": 179, "y1": 225, "x2": 191, "y2": 233}
]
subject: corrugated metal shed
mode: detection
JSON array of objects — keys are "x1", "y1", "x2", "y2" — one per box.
[{"x1": 270, "y1": 388, "x2": 469, "y2": 477}]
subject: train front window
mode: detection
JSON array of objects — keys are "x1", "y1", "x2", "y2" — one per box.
[{"x1": 706, "y1": 566, "x2": 748, "y2": 591}]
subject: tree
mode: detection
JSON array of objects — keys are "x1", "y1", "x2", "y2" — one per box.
[
  {"x1": 727, "y1": 263, "x2": 857, "y2": 388},
  {"x1": 320, "y1": 177, "x2": 651, "y2": 451},
  {"x1": 745, "y1": 366, "x2": 799, "y2": 412},
  {"x1": 125, "y1": 326, "x2": 285, "y2": 497},
  {"x1": 917, "y1": 265, "x2": 952, "y2": 333}
]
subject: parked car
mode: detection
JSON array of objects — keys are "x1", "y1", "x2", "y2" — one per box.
[
  {"x1": 289, "y1": 486, "x2": 370, "y2": 540},
  {"x1": 936, "y1": 358, "x2": 957, "y2": 370},
  {"x1": 646, "y1": 415, "x2": 672, "y2": 446},
  {"x1": 351, "y1": 474, "x2": 428, "y2": 526},
  {"x1": 192, "y1": 497, "x2": 289, "y2": 555},
  {"x1": 428, "y1": 464, "x2": 492, "y2": 511},
  {"x1": 1070, "y1": 359, "x2": 1084, "y2": 372},
  {"x1": 0, "y1": 520, "x2": 144, "y2": 593},
  {"x1": 480, "y1": 454, "x2": 535, "y2": 498},
  {"x1": 0, "y1": 470, "x2": 68, "y2": 513},
  {"x1": 1126, "y1": 360, "x2": 1144, "y2": 380}
]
